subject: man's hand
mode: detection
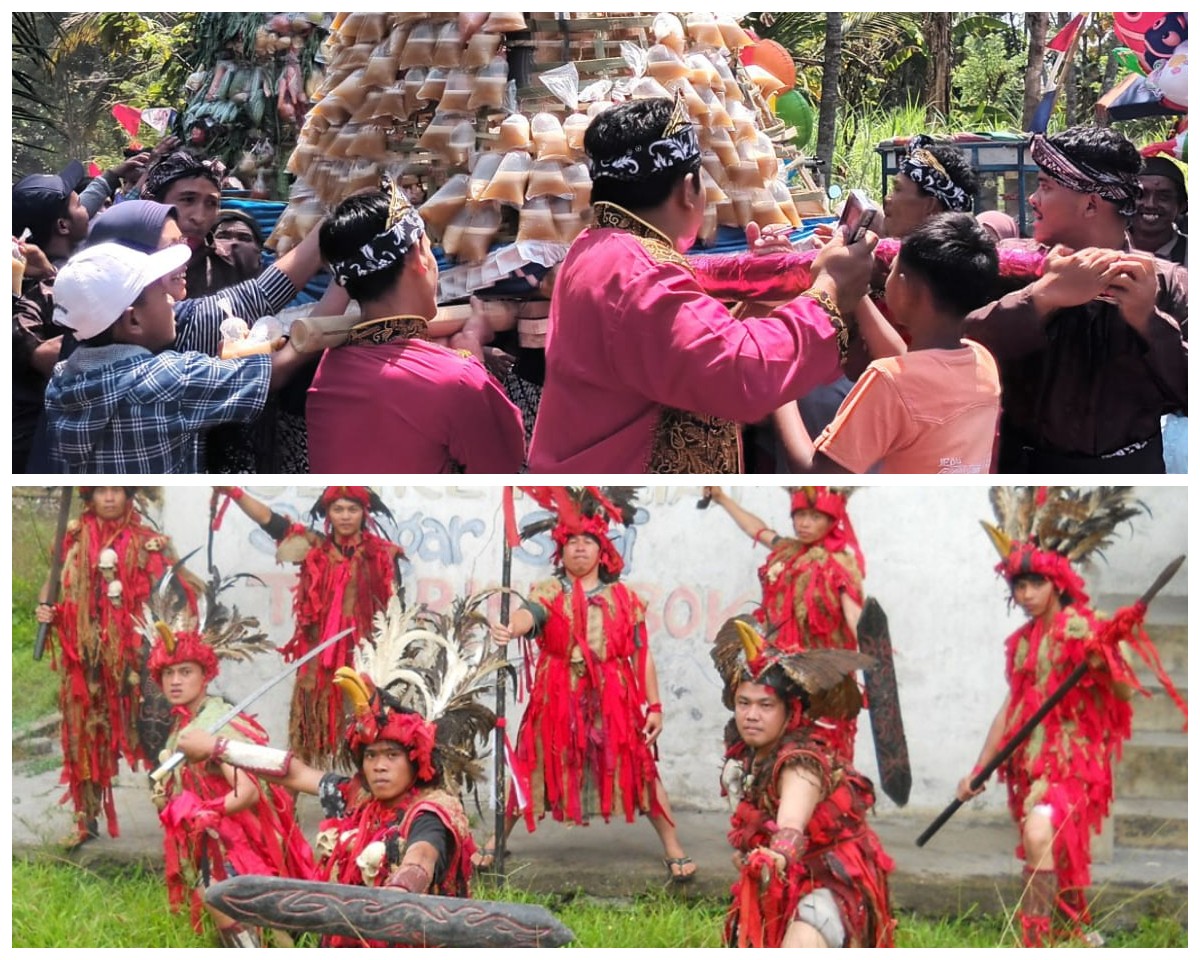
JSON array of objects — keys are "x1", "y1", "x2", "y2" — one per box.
[
  {"x1": 808, "y1": 227, "x2": 878, "y2": 316},
  {"x1": 149, "y1": 135, "x2": 181, "y2": 162},
  {"x1": 745, "y1": 221, "x2": 795, "y2": 256},
  {"x1": 176, "y1": 726, "x2": 218, "y2": 762},
  {"x1": 35, "y1": 602, "x2": 55, "y2": 624},
  {"x1": 110, "y1": 153, "x2": 151, "y2": 182},
  {"x1": 1102, "y1": 252, "x2": 1159, "y2": 338},
  {"x1": 490, "y1": 622, "x2": 514, "y2": 646},
  {"x1": 955, "y1": 771, "x2": 987, "y2": 803},
  {"x1": 1032, "y1": 245, "x2": 1123, "y2": 315},
  {"x1": 18, "y1": 242, "x2": 56, "y2": 281}
]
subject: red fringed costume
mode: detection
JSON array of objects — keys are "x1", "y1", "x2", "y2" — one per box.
[
  {"x1": 157, "y1": 696, "x2": 316, "y2": 932},
  {"x1": 275, "y1": 487, "x2": 402, "y2": 766},
  {"x1": 49, "y1": 497, "x2": 189, "y2": 836},
  {"x1": 724, "y1": 724, "x2": 895, "y2": 948},
  {"x1": 756, "y1": 488, "x2": 865, "y2": 760},
  {"x1": 981, "y1": 487, "x2": 1187, "y2": 946},
  {"x1": 509, "y1": 577, "x2": 665, "y2": 829},
  {"x1": 997, "y1": 597, "x2": 1185, "y2": 943},
  {"x1": 314, "y1": 776, "x2": 474, "y2": 948}
]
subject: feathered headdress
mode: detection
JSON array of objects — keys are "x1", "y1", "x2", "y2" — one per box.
[
  {"x1": 514, "y1": 486, "x2": 639, "y2": 577},
  {"x1": 710, "y1": 615, "x2": 874, "y2": 728},
  {"x1": 143, "y1": 562, "x2": 272, "y2": 684},
  {"x1": 981, "y1": 487, "x2": 1144, "y2": 604},
  {"x1": 334, "y1": 594, "x2": 506, "y2": 793},
  {"x1": 785, "y1": 486, "x2": 864, "y2": 573}
]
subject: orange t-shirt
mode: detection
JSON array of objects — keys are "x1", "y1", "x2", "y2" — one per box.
[{"x1": 814, "y1": 340, "x2": 1000, "y2": 474}]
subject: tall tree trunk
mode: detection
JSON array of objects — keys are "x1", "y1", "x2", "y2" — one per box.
[
  {"x1": 1022, "y1": 12, "x2": 1049, "y2": 130},
  {"x1": 923, "y1": 13, "x2": 953, "y2": 123},
  {"x1": 816, "y1": 12, "x2": 842, "y2": 194}
]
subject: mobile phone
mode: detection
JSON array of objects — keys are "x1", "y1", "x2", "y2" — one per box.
[{"x1": 837, "y1": 189, "x2": 879, "y2": 243}]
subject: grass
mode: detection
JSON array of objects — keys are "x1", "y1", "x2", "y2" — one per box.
[
  {"x1": 12, "y1": 857, "x2": 1187, "y2": 948},
  {"x1": 831, "y1": 100, "x2": 954, "y2": 203},
  {"x1": 12, "y1": 491, "x2": 61, "y2": 729}
]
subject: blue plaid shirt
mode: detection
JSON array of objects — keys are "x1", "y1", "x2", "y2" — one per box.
[{"x1": 44, "y1": 344, "x2": 271, "y2": 473}]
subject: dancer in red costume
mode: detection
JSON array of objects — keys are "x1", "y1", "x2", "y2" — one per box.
[
  {"x1": 35, "y1": 486, "x2": 198, "y2": 846},
  {"x1": 481, "y1": 487, "x2": 695, "y2": 882},
  {"x1": 711, "y1": 617, "x2": 894, "y2": 948},
  {"x1": 705, "y1": 486, "x2": 864, "y2": 761},
  {"x1": 218, "y1": 485, "x2": 402, "y2": 766},
  {"x1": 148, "y1": 612, "x2": 314, "y2": 947},
  {"x1": 178, "y1": 596, "x2": 501, "y2": 948},
  {"x1": 959, "y1": 487, "x2": 1187, "y2": 946}
]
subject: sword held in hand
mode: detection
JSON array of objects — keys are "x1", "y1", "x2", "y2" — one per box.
[{"x1": 150, "y1": 625, "x2": 356, "y2": 783}]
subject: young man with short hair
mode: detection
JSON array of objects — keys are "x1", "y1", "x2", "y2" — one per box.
[
  {"x1": 812, "y1": 213, "x2": 1002, "y2": 473},
  {"x1": 43, "y1": 242, "x2": 301, "y2": 472},
  {"x1": 963, "y1": 125, "x2": 1187, "y2": 472},
  {"x1": 527, "y1": 94, "x2": 875, "y2": 473},
  {"x1": 306, "y1": 175, "x2": 525, "y2": 472},
  {"x1": 149, "y1": 619, "x2": 314, "y2": 947},
  {"x1": 881, "y1": 135, "x2": 979, "y2": 238}
]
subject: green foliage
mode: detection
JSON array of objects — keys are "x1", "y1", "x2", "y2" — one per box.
[
  {"x1": 12, "y1": 492, "x2": 62, "y2": 729},
  {"x1": 952, "y1": 33, "x2": 1025, "y2": 130},
  {"x1": 831, "y1": 101, "x2": 950, "y2": 202}
]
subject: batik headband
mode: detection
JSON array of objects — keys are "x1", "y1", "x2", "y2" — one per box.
[
  {"x1": 1031, "y1": 134, "x2": 1142, "y2": 216},
  {"x1": 899, "y1": 135, "x2": 972, "y2": 212},
  {"x1": 330, "y1": 174, "x2": 427, "y2": 286},
  {"x1": 142, "y1": 151, "x2": 224, "y2": 201},
  {"x1": 589, "y1": 90, "x2": 701, "y2": 182}
]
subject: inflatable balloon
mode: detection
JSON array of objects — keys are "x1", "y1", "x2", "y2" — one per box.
[
  {"x1": 1113, "y1": 12, "x2": 1187, "y2": 74},
  {"x1": 1111, "y1": 46, "x2": 1146, "y2": 76},
  {"x1": 1147, "y1": 40, "x2": 1188, "y2": 110},
  {"x1": 773, "y1": 89, "x2": 813, "y2": 151},
  {"x1": 743, "y1": 37, "x2": 796, "y2": 92}
]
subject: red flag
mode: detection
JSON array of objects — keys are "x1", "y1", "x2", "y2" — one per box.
[
  {"x1": 112, "y1": 103, "x2": 142, "y2": 137},
  {"x1": 1046, "y1": 13, "x2": 1084, "y2": 54},
  {"x1": 86, "y1": 161, "x2": 102, "y2": 179}
]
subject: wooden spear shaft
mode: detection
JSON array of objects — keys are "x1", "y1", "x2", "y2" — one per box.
[
  {"x1": 493, "y1": 524, "x2": 513, "y2": 878},
  {"x1": 34, "y1": 486, "x2": 74, "y2": 661}
]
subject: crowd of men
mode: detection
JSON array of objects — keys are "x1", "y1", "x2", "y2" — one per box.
[
  {"x1": 30, "y1": 484, "x2": 1184, "y2": 948},
  {"x1": 13, "y1": 105, "x2": 1187, "y2": 475}
]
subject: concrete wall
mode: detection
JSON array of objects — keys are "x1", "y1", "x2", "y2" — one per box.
[{"x1": 158, "y1": 484, "x2": 1186, "y2": 816}]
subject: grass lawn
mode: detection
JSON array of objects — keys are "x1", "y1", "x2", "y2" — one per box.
[{"x1": 12, "y1": 857, "x2": 1187, "y2": 949}]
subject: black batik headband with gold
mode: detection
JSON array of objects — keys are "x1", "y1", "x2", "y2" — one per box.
[{"x1": 589, "y1": 90, "x2": 701, "y2": 182}]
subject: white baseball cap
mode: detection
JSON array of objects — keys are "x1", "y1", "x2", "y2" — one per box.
[{"x1": 53, "y1": 241, "x2": 191, "y2": 340}]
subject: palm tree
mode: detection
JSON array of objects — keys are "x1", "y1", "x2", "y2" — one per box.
[
  {"x1": 815, "y1": 14, "x2": 842, "y2": 193},
  {"x1": 12, "y1": 13, "x2": 63, "y2": 147},
  {"x1": 1021, "y1": 13, "x2": 1049, "y2": 130}
]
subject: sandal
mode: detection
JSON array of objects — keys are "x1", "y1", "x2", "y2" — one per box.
[{"x1": 663, "y1": 856, "x2": 697, "y2": 884}]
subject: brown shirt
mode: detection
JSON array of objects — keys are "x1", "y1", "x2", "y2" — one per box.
[{"x1": 963, "y1": 238, "x2": 1187, "y2": 468}]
